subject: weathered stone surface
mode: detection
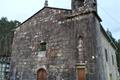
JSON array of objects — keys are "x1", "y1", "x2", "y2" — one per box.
[{"x1": 10, "y1": 0, "x2": 119, "y2": 80}]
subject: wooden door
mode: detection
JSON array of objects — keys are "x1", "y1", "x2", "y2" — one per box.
[
  {"x1": 37, "y1": 69, "x2": 47, "y2": 80},
  {"x1": 78, "y1": 68, "x2": 85, "y2": 80}
]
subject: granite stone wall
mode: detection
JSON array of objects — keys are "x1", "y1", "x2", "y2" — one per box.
[
  {"x1": 11, "y1": 6, "x2": 100, "y2": 80},
  {"x1": 10, "y1": 2, "x2": 119, "y2": 80}
]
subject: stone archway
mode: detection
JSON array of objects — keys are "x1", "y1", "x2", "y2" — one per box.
[{"x1": 37, "y1": 68, "x2": 47, "y2": 80}]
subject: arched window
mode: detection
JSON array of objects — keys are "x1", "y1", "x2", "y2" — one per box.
[{"x1": 37, "y1": 68, "x2": 47, "y2": 80}]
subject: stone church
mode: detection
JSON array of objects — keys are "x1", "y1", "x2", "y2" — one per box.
[{"x1": 10, "y1": 0, "x2": 119, "y2": 80}]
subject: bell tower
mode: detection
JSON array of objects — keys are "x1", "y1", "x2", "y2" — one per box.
[
  {"x1": 71, "y1": 0, "x2": 97, "y2": 11},
  {"x1": 71, "y1": 0, "x2": 102, "y2": 80}
]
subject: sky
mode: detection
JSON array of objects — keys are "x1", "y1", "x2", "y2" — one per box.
[{"x1": 0, "y1": 0, "x2": 120, "y2": 40}]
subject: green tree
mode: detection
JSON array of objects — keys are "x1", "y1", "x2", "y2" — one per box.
[{"x1": 0, "y1": 17, "x2": 20, "y2": 56}]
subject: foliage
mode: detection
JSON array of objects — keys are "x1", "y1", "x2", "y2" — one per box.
[{"x1": 0, "y1": 17, "x2": 20, "y2": 56}]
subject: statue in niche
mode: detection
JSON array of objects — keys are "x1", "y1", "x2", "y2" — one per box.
[
  {"x1": 77, "y1": 36, "x2": 84, "y2": 63},
  {"x1": 77, "y1": 37, "x2": 83, "y2": 52}
]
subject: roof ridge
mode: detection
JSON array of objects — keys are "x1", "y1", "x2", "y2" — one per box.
[{"x1": 16, "y1": 6, "x2": 72, "y2": 28}]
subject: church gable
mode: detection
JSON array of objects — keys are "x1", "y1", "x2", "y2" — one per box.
[
  {"x1": 17, "y1": 7, "x2": 71, "y2": 30},
  {"x1": 11, "y1": 6, "x2": 76, "y2": 80}
]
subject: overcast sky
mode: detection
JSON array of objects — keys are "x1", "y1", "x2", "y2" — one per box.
[{"x1": 0, "y1": 0, "x2": 120, "y2": 40}]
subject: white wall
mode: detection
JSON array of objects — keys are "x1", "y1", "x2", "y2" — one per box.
[{"x1": 95, "y1": 16, "x2": 119, "y2": 80}]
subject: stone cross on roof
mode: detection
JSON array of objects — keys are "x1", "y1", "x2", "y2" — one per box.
[{"x1": 44, "y1": 0, "x2": 48, "y2": 7}]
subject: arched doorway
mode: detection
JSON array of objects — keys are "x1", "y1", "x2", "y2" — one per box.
[{"x1": 37, "y1": 68, "x2": 47, "y2": 80}]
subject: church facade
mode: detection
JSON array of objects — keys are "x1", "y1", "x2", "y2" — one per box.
[{"x1": 10, "y1": 0, "x2": 119, "y2": 80}]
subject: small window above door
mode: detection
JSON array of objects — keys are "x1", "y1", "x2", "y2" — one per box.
[{"x1": 38, "y1": 42, "x2": 46, "y2": 51}]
